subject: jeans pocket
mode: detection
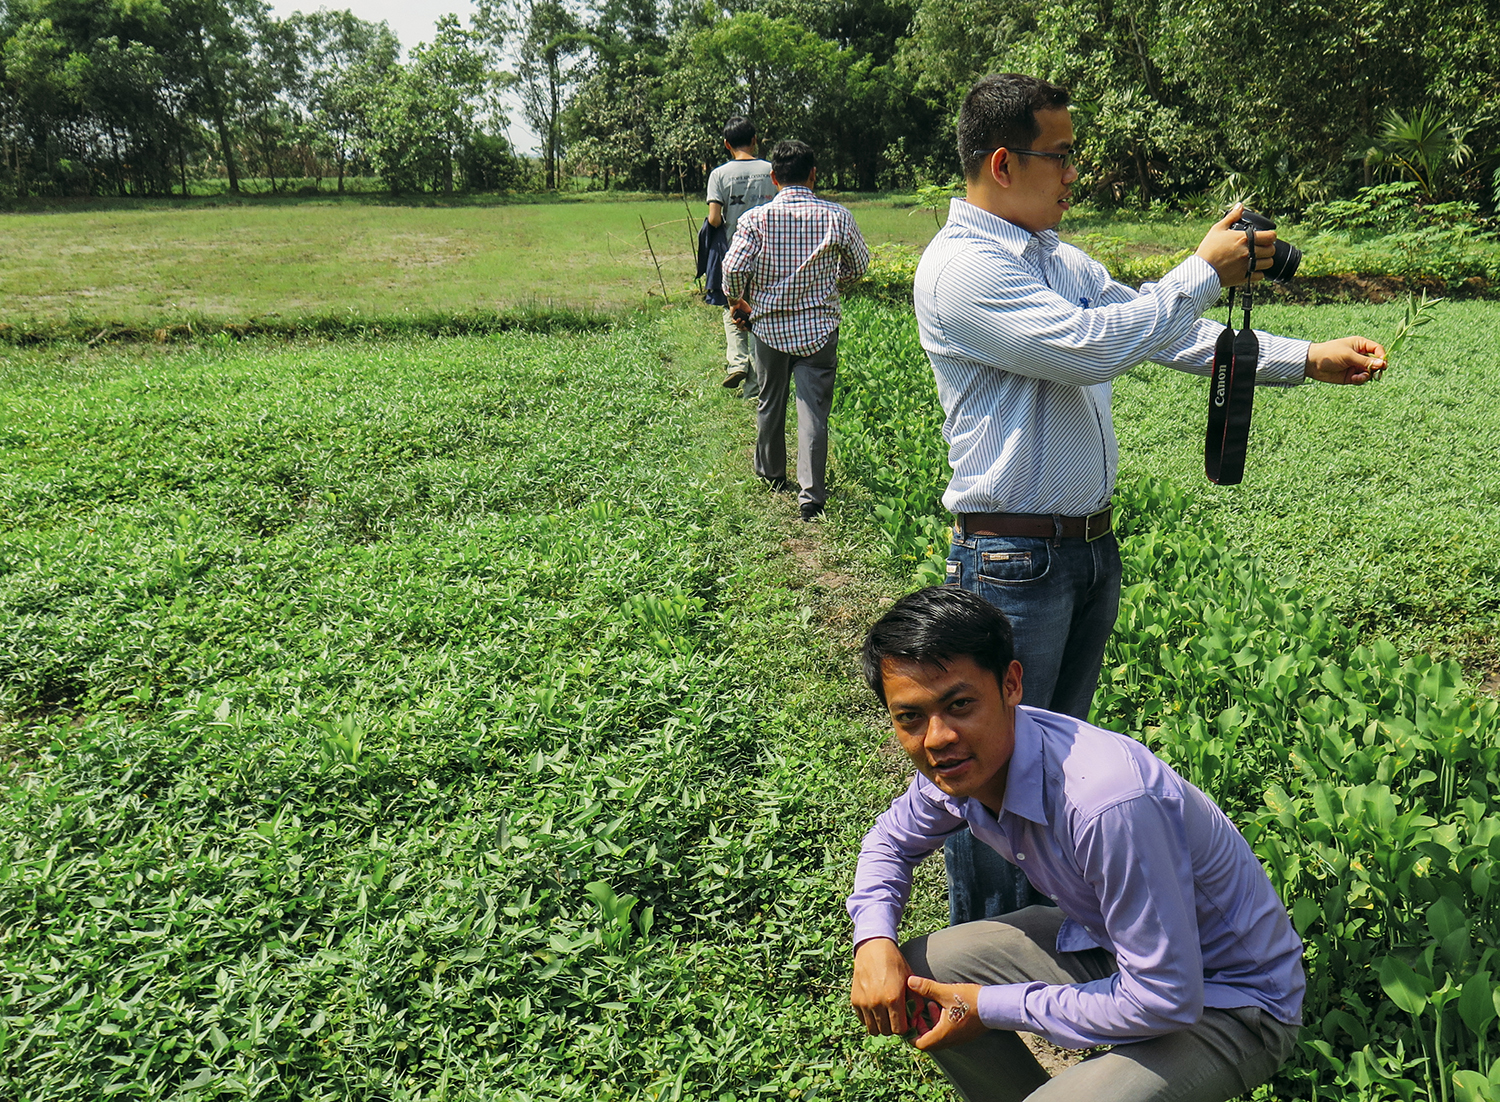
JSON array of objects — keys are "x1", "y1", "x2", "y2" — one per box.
[{"x1": 976, "y1": 543, "x2": 1051, "y2": 587}]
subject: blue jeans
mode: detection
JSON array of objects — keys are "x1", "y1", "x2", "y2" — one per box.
[{"x1": 942, "y1": 529, "x2": 1123, "y2": 924}]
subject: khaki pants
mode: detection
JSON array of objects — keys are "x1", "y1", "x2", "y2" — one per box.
[
  {"x1": 901, "y1": 906, "x2": 1299, "y2": 1102},
  {"x1": 723, "y1": 308, "x2": 759, "y2": 399}
]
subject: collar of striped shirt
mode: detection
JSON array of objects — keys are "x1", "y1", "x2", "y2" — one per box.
[{"x1": 947, "y1": 198, "x2": 1061, "y2": 268}]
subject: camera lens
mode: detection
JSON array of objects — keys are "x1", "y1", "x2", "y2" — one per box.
[{"x1": 1267, "y1": 241, "x2": 1300, "y2": 282}]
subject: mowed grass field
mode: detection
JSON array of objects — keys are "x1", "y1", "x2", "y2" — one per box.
[{"x1": 0, "y1": 195, "x2": 941, "y2": 326}]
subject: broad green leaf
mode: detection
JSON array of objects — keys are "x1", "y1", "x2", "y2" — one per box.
[
  {"x1": 1459, "y1": 972, "x2": 1496, "y2": 1036},
  {"x1": 182, "y1": 1068, "x2": 216, "y2": 1090},
  {"x1": 1378, "y1": 954, "x2": 1430, "y2": 1016},
  {"x1": 1455, "y1": 1070, "x2": 1494, "y2": 1102},
  {"x1": 1323, "y1": 1008, "x2": 1368, "y2": 1048},
  {"x1": 1428, "y1": 896, "x2": 1468, "y2": 942},
  {"x1": 1365, "y1": 786, "x2": 1398, "y2": 829},
  {"x1": 584, "y1": 880, "x2": 619, "y2": 910},
  {"x1": 1291, "y1": 897, "x2": 1319, "y2": 935},
  {"x1": 1263, "y1": 785, "x2": 1297, "y2": 828}
]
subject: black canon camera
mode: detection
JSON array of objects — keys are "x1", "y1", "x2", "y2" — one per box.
[{"x1": 1231, "y1": 209, "x2": 1301, "y2": 282}]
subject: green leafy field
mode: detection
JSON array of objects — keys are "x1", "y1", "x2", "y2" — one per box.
[
  {"x1": 5, "y1": 184, "x2": 1500, "y2": 1100},
  {"x1": 1114, "y1": 297, "x2": 1500, "y2": 673},
  {"x1": 0, "y1": 320, "x2": 957, "y2": 1100},
  {"x1": 834, "y1": 296, "x2": 1500, "y2": 679}
]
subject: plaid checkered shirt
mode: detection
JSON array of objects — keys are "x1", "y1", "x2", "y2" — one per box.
[{"x1": 722, "y1": 185, "x2": 870, "y2": 357}]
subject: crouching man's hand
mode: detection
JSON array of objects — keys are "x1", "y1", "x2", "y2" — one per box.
[
  {"x1": 851, "y1": 937, "x2": 915, "y2": 1035},
  {"x1": 906, "y1": 975, "x2": 987, "y2": 1052}
]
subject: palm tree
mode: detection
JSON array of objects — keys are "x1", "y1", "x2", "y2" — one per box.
[{"x1": 1366, "y1": 105, "x2": 1472, "y2": 199}]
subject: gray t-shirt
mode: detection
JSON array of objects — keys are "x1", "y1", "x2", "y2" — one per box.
[{"x1": 707, "y1": 158, "x2": 774, "y2": 240}]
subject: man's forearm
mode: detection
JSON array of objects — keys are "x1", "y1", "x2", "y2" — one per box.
[
  {"x1": 931, "y1": 252, "x2": 1221, "y2": 388},
  {"x1": 974, "y1": 971, "x2": 1202, "y2": 1050},
  {"x1": 723, "y1": 268, "x2": 750, "y2": 302}
]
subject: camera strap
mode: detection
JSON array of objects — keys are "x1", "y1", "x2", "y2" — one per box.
[{"x1": 1204, "y1": 233, "x2": 1260, "y2": 485}]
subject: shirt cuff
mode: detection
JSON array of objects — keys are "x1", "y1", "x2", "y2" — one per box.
[
  {"x1": 851, "y1": 908, "x2": 902, "y2": 950},
  {"x1": 1161, "y1": 254, "x2": 1222, "y2": 315},
  {"x1": 1253, "y1": 332, "x2": 1311, "y2": 386},
  {"x1": 977, "y1": 982, "x2": 1041, "y2": 1031}
]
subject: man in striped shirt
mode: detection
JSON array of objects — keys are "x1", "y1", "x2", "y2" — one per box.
[
  {"x1": 723, "y1": 139, "x2": 870, "y2": 521},
  {"x1": 916, "y1": 73, "x2": 1386, "y2": 925}
]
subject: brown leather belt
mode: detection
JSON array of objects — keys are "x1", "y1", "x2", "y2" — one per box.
[{"x1": 955, "y1": 505, "x2": 1113, "y2": 542}]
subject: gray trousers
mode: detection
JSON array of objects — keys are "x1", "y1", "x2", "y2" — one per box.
[
  {"x1": 902, "y1": 907, "x2": 1299, "y2": 1102},
  {"x1": 753, "y1": 329, "x2": 837, "y2": 509},
  {"x1": 722, "y1": 309, "x2": 759, "y2": 400}
]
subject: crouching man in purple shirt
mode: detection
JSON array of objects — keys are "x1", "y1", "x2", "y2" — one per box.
[{"x1": 847, "y1": 587, "x2": 1304, "y2": 1100}]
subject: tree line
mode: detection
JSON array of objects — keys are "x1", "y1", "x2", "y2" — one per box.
[
  {"x1": 3, "y1": 0, "x2": 1498, "y2": 212},
  {"x1": 0, "y1": 0, "x2": 520, "y2": 197}
]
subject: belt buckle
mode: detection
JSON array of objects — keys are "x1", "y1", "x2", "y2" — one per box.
[{"x1": 1084, "y1": 505, "x2": 1111, "y2": 543}]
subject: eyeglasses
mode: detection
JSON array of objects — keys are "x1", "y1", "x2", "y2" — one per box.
[{"x1": 971, "y1": 148, "x2": 1076, "y2": 169}]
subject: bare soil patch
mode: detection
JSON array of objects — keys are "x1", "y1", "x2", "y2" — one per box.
[{"x1": 1266, "y1": 273, "x2": 1494, "y2": 303}]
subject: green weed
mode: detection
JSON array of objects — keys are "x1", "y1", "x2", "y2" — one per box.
[{"x1": 0, "y1": 323, "x2": 950, "y2": 1101}]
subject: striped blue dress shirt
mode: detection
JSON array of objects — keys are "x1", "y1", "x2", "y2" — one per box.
[{"x1": 914, "y1": 199, "x2": 1310, "y2": 516}]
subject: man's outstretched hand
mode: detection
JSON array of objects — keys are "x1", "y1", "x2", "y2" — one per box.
[
  {"x1": 1306, "y1": 336, "x2": 1388, "y2": 384},
  {"x1": 905, "y1": 975, "x2": 987, "y2": 1051}
]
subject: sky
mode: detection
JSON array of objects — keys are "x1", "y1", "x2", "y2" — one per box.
[{"x1": 265, "y1": 0, "x2": 540, "y2": 152}]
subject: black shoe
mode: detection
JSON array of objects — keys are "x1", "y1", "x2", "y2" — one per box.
[
  {"x1": 800, "y1": 502, "x2": 825, "y2": 522},
  {"x1": 764, "y1": 476, "x2": 796, "y2": 494},
  {"x1": 722, "y1": 369, "x2": 748, "y2": 389}
]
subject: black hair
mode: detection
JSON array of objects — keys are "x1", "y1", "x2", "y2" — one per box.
[
  {"x1": 723, "y1": 116, "x2": 757, "y2": 149},
  {"x1": 861, "y1": 587, "x2": 1015, "y2": 706},
  {"x1": 957, "y1": 73, "x2": 1071, "y2": 181},
  {"x1": 769, "y1": 139, "x2": 816, "y2": 185}
]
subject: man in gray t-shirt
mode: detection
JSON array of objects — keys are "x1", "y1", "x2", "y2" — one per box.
[{"x1": 706, "y1": 116, "x2": 774, "y2": 397}]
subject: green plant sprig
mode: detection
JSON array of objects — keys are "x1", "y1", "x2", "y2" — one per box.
[{"x1": 1381, "y1": 288, "x2": 1445, "y2": 377}]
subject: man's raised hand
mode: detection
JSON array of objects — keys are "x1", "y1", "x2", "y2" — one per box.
[{"x1": 1195, "y1": 203, "x2": 1277, "y2": 288}]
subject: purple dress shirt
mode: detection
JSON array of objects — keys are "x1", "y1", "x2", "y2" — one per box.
[{"x1": 847, "y1": 706, "x2": 1304, "y2": 1050}]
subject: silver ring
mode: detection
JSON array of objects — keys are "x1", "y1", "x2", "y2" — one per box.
[{"x1": 948, "y1": 997, "x2": 970, "y2": 1023}]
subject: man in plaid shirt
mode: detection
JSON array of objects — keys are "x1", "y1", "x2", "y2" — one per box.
[{"x1": 723, "y1": 140, "x2": 870, "y2": 521}]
